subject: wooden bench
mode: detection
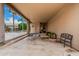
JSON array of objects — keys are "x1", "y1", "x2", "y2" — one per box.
[{"x1": 60, "y1": 33, "x2": 73, "y2": 48}]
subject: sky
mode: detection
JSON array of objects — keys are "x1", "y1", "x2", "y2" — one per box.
[{"x1": 4, "y1": 4, "x2": 26, "y2": 24}]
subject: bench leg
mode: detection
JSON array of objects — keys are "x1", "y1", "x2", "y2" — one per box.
[
  {"x1": 64, "y1": 40, "x2": 65, "y2": 47},
  {"x1": 70, "y1": 41, "x2": 72, "y2": 48}
]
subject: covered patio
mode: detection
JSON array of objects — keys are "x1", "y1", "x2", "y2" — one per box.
[{"x1": 0, "y1": 3, "x2": 79, "y2": 56}]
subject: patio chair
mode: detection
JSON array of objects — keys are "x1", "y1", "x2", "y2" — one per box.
[
  {"x1": 40, "y1": 33, "x2": 50, "y2": 39},
  {"x1": 60, "y1": 33, "x2": 73, "y2": 48},
  {"x1": 27, "y1": 33, "x2": 40, "y2": 40}
]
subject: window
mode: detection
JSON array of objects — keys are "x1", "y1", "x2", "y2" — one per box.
[{"x1": 4, "y1": 4, "x2": 29, "y2": 40}]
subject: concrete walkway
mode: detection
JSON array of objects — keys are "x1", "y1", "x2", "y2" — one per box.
[{"x1": 0, "y1": 38, "x2": 79, "y2": 56}]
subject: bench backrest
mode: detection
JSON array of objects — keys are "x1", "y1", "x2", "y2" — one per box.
[{"x1": 60, "y1": 33, "x2": 73, "y2": 40}]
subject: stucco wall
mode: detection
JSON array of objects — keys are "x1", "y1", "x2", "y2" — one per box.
[
  {"x1": 47, "y1": 4, "x2": 79, "y2": 50},
  {"x1": 0, "y1": 4, "x2": 5, "y2": 43},
  {"x1": 30, "y1": 22, "x2": 40, "y2": 33}
]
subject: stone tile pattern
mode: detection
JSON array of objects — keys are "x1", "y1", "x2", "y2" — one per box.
[{"x1": 0, "y1": 38, "x2": 79, "y2": 56}]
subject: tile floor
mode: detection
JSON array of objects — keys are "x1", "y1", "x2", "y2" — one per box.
[
  {"x1": 5, "y1": 32, "x2": 27, "y2": 41},
  {"x1": 0, "y1": 37, "x2": 79, "y2": 56}
]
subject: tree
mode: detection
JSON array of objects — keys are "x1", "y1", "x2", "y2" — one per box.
[{"x1": 18, "y1": 23, "x2": 27, "y2": 31}]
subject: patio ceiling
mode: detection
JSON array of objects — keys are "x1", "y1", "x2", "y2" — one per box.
[{"x1": 12, "y1": 3, "x2": 65, "y2": 23}]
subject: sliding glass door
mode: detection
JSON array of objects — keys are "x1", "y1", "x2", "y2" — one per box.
[{"x1": 4, "y1": 4, "x2": 29, "y2": 40}]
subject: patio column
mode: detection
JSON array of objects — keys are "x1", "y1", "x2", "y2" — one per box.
[
  {"x1": 0, "y1": 4, "x2": 5, "y2": 43},
  {"x1": 34, "y1": 22, "x2": 40, "y2": 33},
  {"x1": 30, "y1": 23, "x2": 35, "y2": 33}
]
